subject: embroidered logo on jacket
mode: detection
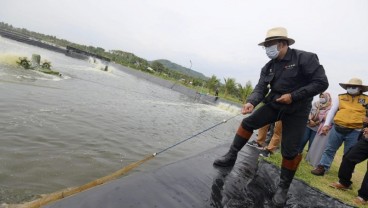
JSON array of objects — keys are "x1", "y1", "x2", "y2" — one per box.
[
  {"x1": 358, "y1": 98, "x2": 366, "y2": 104},
  {"x1": 284, "y1": 64, "x2": 296, "y2": 70}
]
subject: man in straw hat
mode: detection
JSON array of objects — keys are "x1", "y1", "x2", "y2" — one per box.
[
  {"x1": 311, "y1": 77, "x2": 368, "y2": 176},
  {"x1": 213, "y1": 27, "x2": 329, "y2": 207}
]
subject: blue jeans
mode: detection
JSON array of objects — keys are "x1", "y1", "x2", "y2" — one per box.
[
  {"x1": 318, "y1": 126, "x2": 360, "y2": 171},
  {"x1": 299, "y1": 127, "x2": 317, "y2": 153}
]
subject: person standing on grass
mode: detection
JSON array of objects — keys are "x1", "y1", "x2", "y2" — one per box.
[
  {"x1": 215, "y1": 87, "x2": 219, "y2": 101},
  {"x1": 305, "y1": 92, "x2": 333, "y2": 167},
  {"x1": 329, "y1": 124, "x2": 368, "y2": 206},
  {"x1": 259, "y1": 121, "x2": 282, "y2": 157},
  {"x1": 311, "y1": 78, "x2": 368, "y2": 176},
  {"x1": 247, "y1": 121, "x2": 282, "y2": 151},
  {"x1": 299, "y1": 92, "x2": 332, "y2": 153},
  {"x1": 213, "y1": 27, "x2": 328, "y2": 207}
]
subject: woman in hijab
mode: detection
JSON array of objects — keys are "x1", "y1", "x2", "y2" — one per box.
[{"x1": 305, "y1": 92, "x2": 333, "y2": 167}]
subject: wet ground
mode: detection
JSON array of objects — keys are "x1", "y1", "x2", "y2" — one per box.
[{"x1": 43, "y1": 140, "x2": 354, "y2": 208}]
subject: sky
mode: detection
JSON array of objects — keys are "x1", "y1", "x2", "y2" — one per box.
[{"x1": 1, "y1": 0, "x2": 368, "y2": 98}]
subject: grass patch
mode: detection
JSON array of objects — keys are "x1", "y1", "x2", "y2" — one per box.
[{"x1": 264, "y1": 145, "x2": 367, "y2": 208}]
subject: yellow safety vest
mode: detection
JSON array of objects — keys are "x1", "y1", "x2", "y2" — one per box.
[{"x1": 334, "y1": 93, "x2": 368, "y2": 129}]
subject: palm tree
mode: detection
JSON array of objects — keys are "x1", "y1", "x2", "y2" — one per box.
[
  {"x1": 206, "y1": 75, "x2": 220, "y2": 94},
  {"x1": 223, "y1": 77, "x2": 236, "y2": 98},
  {"x1": 238, "y1": 81, "x2": 253, "y2": 103}
]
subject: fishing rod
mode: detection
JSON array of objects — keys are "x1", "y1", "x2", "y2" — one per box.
[
  {"x1": 155, "y1": 113, "x2": 242, "y2": 155},
  {"x1": 11, "y1": 113, "x2": 242, "y2": 208}
]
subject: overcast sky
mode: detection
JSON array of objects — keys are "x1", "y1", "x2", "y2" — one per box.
[{"x1": 1, "y1": 0, "x2": 368, "y2": 97}]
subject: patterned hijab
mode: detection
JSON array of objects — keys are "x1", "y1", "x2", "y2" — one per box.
[
  {"x1": 319, "y1": 92, "x2": 332, "y2": 110},
  {"x1": 316, "y1": 92, "x2": 332, "y2": 134},
  {"x1": 310, "y1": 92, "x2": 332, "y2": 121}
]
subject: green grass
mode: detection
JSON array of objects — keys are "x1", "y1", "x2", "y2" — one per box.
[{"x1": 264, "y1": 146, "x2": 367, "y2": 208}]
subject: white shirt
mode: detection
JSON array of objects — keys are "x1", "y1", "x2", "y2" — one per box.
[{"x1": 323, "y1": 96, "x2": 339, "y2": 127}]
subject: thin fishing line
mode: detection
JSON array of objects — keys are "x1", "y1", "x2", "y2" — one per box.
[
  {"x1": 260, "y1": 100, "x2": 286, "y2": 121},
  {"x1": 155, "y1": 113, "x2": 242, "y2": 156}
]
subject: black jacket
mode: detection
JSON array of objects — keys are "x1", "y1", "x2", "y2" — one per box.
[{"x1": 247, "y1": 48, "x2": 329, "y2": 107}]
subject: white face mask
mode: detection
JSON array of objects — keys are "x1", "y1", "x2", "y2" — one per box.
[
  {"x1": 319, "y1": 98, "x2": 327, "y2": 104},
  {"x1": 347, "y1": 87, "x2": 360, "y2": 95},
  {"x1": 265, "y1": 44, "x2": 280, "y2": 59}
]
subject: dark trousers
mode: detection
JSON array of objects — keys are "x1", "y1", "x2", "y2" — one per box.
[
  {"x1": 241, "y1": 101, "x2": 311, "y2": 159},
  {"x1": 338, "y1": 138, "x2": 368, "y2": 200}
]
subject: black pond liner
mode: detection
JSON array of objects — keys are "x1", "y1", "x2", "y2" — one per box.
[{"x1": 45, "y1": 143, "x2": 355, "y2": 208}]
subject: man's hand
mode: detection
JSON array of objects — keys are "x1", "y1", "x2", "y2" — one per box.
[
  {"x1": 321, "y1": 126, "x2": 330, "y2": 135},
  {"x1": 241, "y1": 103, "x2": 254, "y2": 115},
  {"x1": 363, "y1": 127, "x2": 368, "y2": 139},
  {"x1": 309, "y1": 120, "x2": 317, "y2": 127},
  {"x1": 363, "y1": 117, "x2": 368, "y2": 124},
  {"x1": 276, "y1": 93, "x2": 293, "y2": 104}
]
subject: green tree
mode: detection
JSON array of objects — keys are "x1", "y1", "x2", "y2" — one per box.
[
  {"x1": 151, "y1": 61, "x2": 165, "y2": 73},
  {"x1": 206, "y1": 75, "x2": 220, "y2": 94},
  {"x1": 223, "y1": 77, "x2": 236, "y2": 98},
  {"x1": 238, "y1": 81, "x2": 253, "y2": 103}
]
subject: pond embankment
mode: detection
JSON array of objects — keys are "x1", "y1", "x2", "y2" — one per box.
[{"x1": 111, "y1": 62, "x2": 242, "y2": 111}]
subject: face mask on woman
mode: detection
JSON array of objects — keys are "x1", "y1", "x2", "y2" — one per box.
[
  {"x1": 265, "y1": 44, "x2": 280, "y2": 59},
  {"x1": 347, "y1": 87, "x2": 360, "y2": 95},
  {"x1": 319, "y1": 97, "x2": 327, "y2": 104}
]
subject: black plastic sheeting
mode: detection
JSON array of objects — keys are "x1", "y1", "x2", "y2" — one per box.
[{"x1": 45, "y1": 143, "x2": 355, "y2": 208}]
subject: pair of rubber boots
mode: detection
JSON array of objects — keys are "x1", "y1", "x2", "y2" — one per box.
[{"x1": 213, "y1": 136, "x2": 296, "y2": 207}]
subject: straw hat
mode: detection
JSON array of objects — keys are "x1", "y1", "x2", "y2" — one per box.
[
  {"x1": 339, "y1": 78, "x2": 368, "y2": 92},
  {"x1": 258, "y1": 27, "x2": 295, "y2": 46}
]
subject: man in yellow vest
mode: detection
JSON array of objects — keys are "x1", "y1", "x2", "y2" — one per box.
[{"x1": 311, "y1": 78, "x2": 368, "y2": 176}]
